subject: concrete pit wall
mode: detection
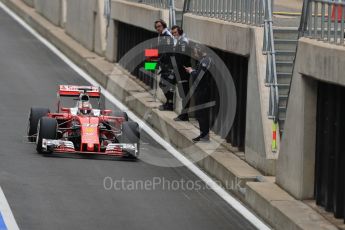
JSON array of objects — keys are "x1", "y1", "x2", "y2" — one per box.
[
  {"x1": 34, "y1": 0, "x2": 62, "y2": 26},
  {"x1": 183, "y1": 14, "x2": 276, "y2": 175},
  {"x1": 23, "y1": 0, "x2": 106, "y2": 54},
  {"x1": 106, "y1": 0, "x2": 169, "y2": 62},
  {"x1": 277, "y1": 37, "x2": 345, "y2": 199},
  {"x1": 22, "y1": 0, "x2": 34, "y2": 7},
  {"x1": 65, "y1": 0, "x2": 106, "y2": 55}
]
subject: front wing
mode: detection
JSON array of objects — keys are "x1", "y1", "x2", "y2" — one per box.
[{"x1": 42, "y1": 139, "x2": 139, "y2": 157}]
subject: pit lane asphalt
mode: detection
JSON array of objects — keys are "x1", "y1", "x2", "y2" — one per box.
[{"x1": 0, "y1": 8, "x2": 257, "y2": 230}]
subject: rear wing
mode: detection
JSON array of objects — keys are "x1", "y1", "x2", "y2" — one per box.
[{"x1": 58, "y1": 85, "x2": 101, "y2": 98}]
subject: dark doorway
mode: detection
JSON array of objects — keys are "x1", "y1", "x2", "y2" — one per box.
[
  {"x1": 315, "y1": 80, "x2": 345, "y2": 221},
  {"x1": 210, "y1": 48, "x2": 248, "y2": 150}
]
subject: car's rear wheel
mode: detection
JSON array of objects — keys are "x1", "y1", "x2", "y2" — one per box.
[
  {"x1": 114, "y1": 111, "x2": 129, "y2": 121},
  {"x1": 27, "y1": 107, "x2": 50, "y2": 142},
  {"x1": 36, "y1": 117, "x2": 57, "y2": 154},
  {"x1": 121, "y1": 121, "x2": 140, "y2": 158}
]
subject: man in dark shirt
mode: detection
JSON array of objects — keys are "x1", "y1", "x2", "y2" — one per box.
[
  {"x1": 171, "y1": 25, "x2": 191, "y2": 121},
  {"x1": 184, "y1": 44, "x2": 213, "y2": 142},
  {"x1": 154, "y1": 19, "x2": 175, "y2": 111}
]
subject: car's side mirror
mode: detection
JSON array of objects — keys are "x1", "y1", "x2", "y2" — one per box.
[{"x1": 102, "y1": 110, "x2": 112, "y2": 116}]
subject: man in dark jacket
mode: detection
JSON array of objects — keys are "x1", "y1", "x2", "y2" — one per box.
[
  {"x1": 155, "y1": 19, "x2": 175, "y2": 111},
  {"x1": 171, "y1": 25, "x2": 191, "y2": 121},
  {"x1": 184, "y1": 44, "x2": 213, "y2": 142}
]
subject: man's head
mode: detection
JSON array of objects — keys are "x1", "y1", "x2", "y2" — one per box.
[
  {"x1": 78, "y1": 94, "x2": 92, "y2": 115},
  {"x1": 192, "y1": 43, "x2": 207, "y2": 60},
  {"x1": 171, "y1": 25, "x2": 183, "y2": 39},
  {"x1": 154, "y1": 19, "x2": 167, "y2": 34}
]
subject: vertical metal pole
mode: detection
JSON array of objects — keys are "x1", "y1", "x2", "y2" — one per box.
[
  {"x1": 241, "y1": 0, "x2": 244, "y2": 23},
  {"x1": 321, "y1": 2, "x2": 325, "y2": 40},
  {"x1": 250, "y1": 0, "x2": 253, "y2": 24},
  {"x1": 235, "y1": 0, "x2": 240, "y2": 22},
  {"x1": 216, "y1": 0, "x2": 220, "y2": 18},
  {"x1": 328, "y1": 2, "x2": 332, "y2": 42},
  {"x1": 308, "y1": 1, "x2": 313, "y2": 36},
  {"x1": 341, "y1": 4, "x2": 345, "y2": 45},
  {"x1": 228, "y1": 0, "x2": 232, "y2": 21},
  {"x1": 314, "y1": 1, "x2": 318, "y2": 39},
  {"x1": 259, "y1": 0, "x2": 265, "y2": 24},
  {"x1": 231, "y1": 0, "x2": 235, "y2": 21},
  {"x1": 335, "y1": 3, "x2": 339, "y2": 44}
]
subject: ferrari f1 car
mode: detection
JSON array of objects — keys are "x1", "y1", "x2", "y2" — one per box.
[{"x1": 27, "y1": 85, "x2": 140, "y2": 158}]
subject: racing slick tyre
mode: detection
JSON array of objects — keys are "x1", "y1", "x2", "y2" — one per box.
[
  {"x1": 114, "y1": 111, "x2": 129, "y2": 121},
  {"x1": 27, "y1": 107, "x2": 50, "y2": 142},
  {"x1": 121, "y1": 121, "x2": 140, "y2": 158},
  {"x1": 36, "y1": 117, "x2": 57, "y2": 154}
]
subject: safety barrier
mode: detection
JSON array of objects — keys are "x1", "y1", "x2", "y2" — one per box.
[
  {"x1": 262, "y1": 0, "x2": 279, "y2": 137},
  {"x1": 184, "y1": 0, "x2": 264, "y2": 26},
  {"x1": 300, "y1": 0, "x2": 345, "y2": 45},
  {"x1": 126, "y1": 0, "x2": 176, "y2": 25},
  {"x1": 128, "y1": 0, "x2": 169, "y2": 8}
]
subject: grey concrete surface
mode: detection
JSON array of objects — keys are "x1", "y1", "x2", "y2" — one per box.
[
  {"x1": 295, "y1": 38, "x2": 345, "y2": 87},
  {"x1": 276, "y1": 37, "x2": 345, "y2": 199},
  {"x1": 105, "y1": 19, "x2": 118, "y2": 62},
  {"x1": 22, "y1": 0, "x2": 33, "y2": 7},
  {"x1": 65, "y1": 0, "x2": 97, "y2": 52},
  {"x1": 245, "y1": 27, "x2": 277, "y2": 176},
  {"x1": 34, "y1": 0, "x2": 62, "y2": 26},
  {"x1": 276, "y1": 73, "x2": 317, "y2": 200},
  {"x1": 65, "y1": 0, "x2": 106, "y2": 55},
  {"x1": 0, "y1": 5, "x2": 258, "y2": 230},
  {"x1": 246, "y1": 182, "x2": 337, "y2": 230},
  {"x1": 183, "y1": 13, "x2": 251, "y2": 57},
  {"x1": 111, "y1": 0, "x2": 169, "y2": 32}
]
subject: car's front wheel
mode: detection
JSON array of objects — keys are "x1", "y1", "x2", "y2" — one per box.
[
  {"x1": 27, "y1": 107, "x2": 50, "y2": 142},
  {"x1": 114, "y1": 111, "x2": 129, "y2": 121},
  {"x1": 36, "y1": 117, "x2": 57, "y2": 154},
  {"x1": 121, "y1": 121, "x2": 140, "y2": 158}
]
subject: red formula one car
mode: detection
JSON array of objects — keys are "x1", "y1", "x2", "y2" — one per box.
[{"x1": 27, "y1": 85, "x2": 140, "y2": 158}]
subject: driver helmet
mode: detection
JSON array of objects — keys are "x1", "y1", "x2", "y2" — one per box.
[{"x1": 78, "y1": 94, "x2": 92, "y2": 115}]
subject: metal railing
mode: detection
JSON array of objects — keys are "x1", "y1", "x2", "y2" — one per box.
[
  {"x1": 262, "y1": 0, "x2": 279, "y2": 122},
  {"x1": 184, "y1": 0, "x2": 265, "y2": 25},
  {"x1": 128, "y1": 0, "x2": 169, "y2": 8},
  {"x1": 300, "y1": 0, "x2": 345, "y2": 45},
  {"x1": 127, "y1": 0, "x2": 176, "y2": 26}
]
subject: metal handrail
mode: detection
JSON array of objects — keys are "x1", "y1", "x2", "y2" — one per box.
[
  {"x1": 184, "y1": 0, "x2": 265, "y2": 26},
  {"x1": 127, "y1": 0, "x2": 176, "y2": 26},
  {"x1": 262, "y1": 0, "x2": 279, "y2": 122},
  {"x1": 300, "y1": 0, "x2": 345, "y2": 45},
  {"x1": 129, "y1": 0, "x2": 170, "y2": 8}
]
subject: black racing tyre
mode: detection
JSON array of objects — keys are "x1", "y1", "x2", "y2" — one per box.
[
  {"x1": 114, "y1": 111, "x2": 129, "y2": 121},
  {"x1": 27, "y1": 107, "x2": 50, "y2": 142},
  {"x1": 121, "y1": 121, "x2": 140, "y2": 157},
  {"x1": 36, "y1": 117, "x2": 57, "y2": 154}
]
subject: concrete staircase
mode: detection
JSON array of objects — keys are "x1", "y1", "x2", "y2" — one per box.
[{"x1": 273, "y1": 27, "x2": 299, "y2": 132}]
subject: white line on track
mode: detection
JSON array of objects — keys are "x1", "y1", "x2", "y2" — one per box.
[
  {"x1": 0, "y1": 2, "x2": 271, "y2": 229},
  {"x1": 0, "y1": 187, "x2": 19, "y2": 230}
]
